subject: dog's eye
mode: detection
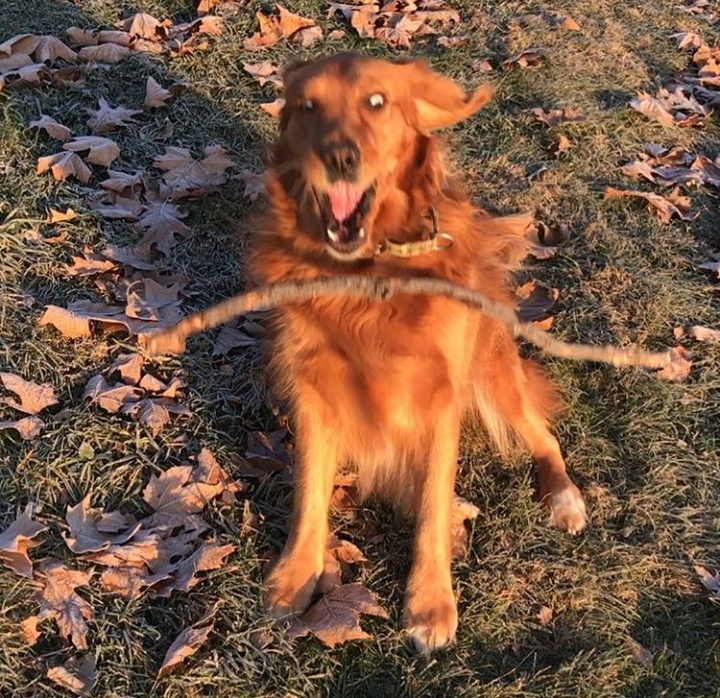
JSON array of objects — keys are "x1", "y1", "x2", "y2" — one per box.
[
  {"x1": 301, "y1": 99, "x2": 315, "y2": 111},
  {"x1": 367, "y1": 93, "x2": 385, "y2": 110}
]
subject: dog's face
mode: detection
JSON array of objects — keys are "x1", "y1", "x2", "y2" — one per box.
[{"x1": 274, "y1": 53, "x2": 493, "y2": 261}]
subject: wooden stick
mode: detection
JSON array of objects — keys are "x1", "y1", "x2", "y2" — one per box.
[{"x1": 142, "y1": 275, "x2": 672, "y2": 369}]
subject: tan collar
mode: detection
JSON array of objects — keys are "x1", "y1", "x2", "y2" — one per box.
[{"x1": 374, "y1": 206, "x2": 454, "y2": 258}]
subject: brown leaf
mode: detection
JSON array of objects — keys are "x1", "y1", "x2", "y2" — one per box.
[
  {"x1": 99, "y1": 566, "x2": 168, "y2": 599},
  {"x1": 77, "y1": 44, "x2": 131, "y2": 63},
  {"x1": 154, "y1": 145, "x2": 234, "y2": 198},
  {"x1": 30, "y1": 115, "x2": 72, "y2": 141},
  {"x1": 2, "y1": 63, "x2": 52, "y2": 88},
  {"x1": 260, "y1": 98, "x2": 285, "y2": 118},
  {"x1": 293, "y1": 25, "x2": 323, "y2": 48},
  {"x1": 123, "y1": 13, "x2": 169, "y2": 42},
  {"x1": 560, "y1": 16, "x2": 581, "y2": 31},
  {"x1": 99, "y1": 169, "x2": 144, "y2": 196},
  {"x1": 698, "y1": 252, "x2": 720, "y2": 278},
  {"x1": 63, "y1": 494, "x2": 141, "y2": 554},
  {"x1": 32, "y1": 36, "x2": 77, "y2": 63},
  {"x1": 671, "y1": 31, "x2": 705, "y2": 52},
  {"x1": 242, "y1": 61, "x2": 283, "y2": 89},
  {"x1": 86, "y1": 98, "x2": 141, "y2": 133},
  {"x1": 83, "y1": 374, "x2": 143, "y2": 413},
  {"x1": 20, "y1": 615, "x2": 41, "y2": 645},
  {"x1": 515, "y1": 281, "x2": 559, "y2": 322},
  {"x1": 288, "y1": 584, "x2": 388, "y2": 648},
  {"x1": 125, "y1": 277, "x2": 184, "y2": 323},
  {"x1": 627, "y1": 638, "x2": 655, "y2": 669},
  {"x1": 45, "y1": 207, "x2": 77, "y2": 223},
  {"x1": 98, "y1": 30, "x2": 133, "y2": 46},
  {"x1": 695, "y1": 564, "x2": 720, "y2": 598},
  {"x1": 687, "y1": 325, "x2": 720, "y2": 343},
  {"x1": 145, "y1": 76, "x2": 173, "y2": 108},
  {"x1": 553, "y1": 134, "x2": 571, "y2": 157},
  {"x1": 64, "y1": 135, "x2": 120, "y2": 167},
  {"x1": 0, "y1": 373, "x2": 58, "y2": 414},
  {"x1": 501, "y1": 48, "x2": 543, "y2": 70},
  {"x1": 143, "y1": 465, "x2": 225, "y2": 520},
  {"x1": 0, "y1": 416, "x2": 44, "y2": 440},
  {"x1": 108, "y1": 352, "x2": 145, "y2": 385},
  {"x1": 134, "y1": 197, "x2": 191, "y2": 255},
  {"x1": 656, "y1": 346, "x2": 692, "y2": 382},
  {"x1": 158, "y1": 602, "x2": 220, "y2": 676},
  {"x1": 630, "y1": 88, "x2": 710, "y2": 127},
  {"x1": 238, "y1": 169, "x2": 267, "y2": 201},
  {"x1": 0, "y1": 503, "x2": 47, "y2": 577},
  {"x1": 151, "y1": 541, "x2": 236, "y2": 597},
  {"x1": 0, "y1": 34, "x2": 41, "y2": 57},
  {"x1": 46, "y1": 655, "x2": 97, "y2": 697},
  {"x1": 243, "y1": 429, "x2": 294, "y2": 482},
  {"x1": 0, "y1": 53, "x2": 33, "y2": 72},
  {"x1": 34, "y1": 559, "x2": 94, "y2": 650},
  {"x1": 66, "y1": 27, "x2": 100, "y2": 47},
  {"x1": 532, "y1": 106, "x2": 586, "y2": 127},
  {"x1": 37, "y1": 151, "x2": 91, "y2": 183},
  {"x1": 88, "y1": 193, "x2": 144, "y2": 220},
  {"x1": 537, "y1": 605, "x2": 553, "y2": 626},
  {"x1": 604, "y1": 186, "x2": 697, "y2": 223},
  {"x1": 451, "y1": 495, "x2": 479, "y2": 558}
]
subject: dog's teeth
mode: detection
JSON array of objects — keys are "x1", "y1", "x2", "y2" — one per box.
[
  {"x1": 327, "y1": 229, "x2": 340, "y2": 243},
  {"x1": 358, "y1": 227, "x2": 366, "y2": 239}
]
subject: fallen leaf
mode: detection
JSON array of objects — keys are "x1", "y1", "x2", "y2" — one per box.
[
  {"x1": 451, "y1": 495, "x2": 479, "y2": 558},
  {"x1": 86, "y1": 98, "x2": 141, "y2": 133},
  {"x1": 66, "y1": 27, "x2": 100, "y2": 47},
  {"x1": 77, "y1": 44, "x2": 131, "y2": 63},
  {"x1": 515, "y1": 281, "x2": 559, "y2": 322},
  {"x1": 537, "y1": 605, "x2": 553, "y2": 626},
  {"x1": 656, "y1": 346, "x2": 692, "y2": 382},
  {"x1": 627, "y1": 639, "x2": 655, "y2": 669},
  {"x1": 553, "y1": 134, "x2": 571, "y2": 157},
  {"x1": 31, "y1": 35, "x2": 77, "y2": 63},
  {"x1": 83, "y1": 375, "x2": 142, "y2": 413},
  {"x1": 143, "y1": 465, "x2": 225, "y2": 521},
  {"x1": 151, "y1": 541, "x2": 236, "y2": 596},
  {"x1": 0, "y1": 503, "x2": 47, "y2": 577},
  {"x1": 0, "y1": 416, "x2": 44, "y2": 440},
  {"x1": 242, "y1": 61, "x2": 283, "y2": 89},
  {"x1": 145, "y1": 76, "x2": 173, "y2": 108},
  {"x1": 0, "y1": 373, "x2": 58, "y2": 414},
  {"x1": 288, "y1": 584, "x2": 388, "y2": 648},
  {"x1": 0, "y1": 34, "x2": 41, "y2": 57},
  {"x1": 88, "y1": 193, "x2": 144, "y2": 220},
  {"x1": 46, "y1": 655, "x2": 97, "y2": 696},
  {"x1": 0, "y1": 53, "x2": 33, "y2": 72},
  {"x1": 64, "y1": 135, "x2": 120, "y2": 167},
  {"x1": 260, "y1": 98, "x2": 285, "y2": 118},
  {"x1": 158, "y1": 602, "x2": 220, "y2": 676},
  {"x1": 30, "y1": 115, "x2": 72, "y2": 141},
  {"x1": 20, "y1": 616, "x2": 41, "y2": 645},
  {"x1": 99, "y1": 169, "x2": 144, "y2": 196},
  {"x1": 698, "y1": 252, "x2": 720, "y2": 278},
  {"x1": 532, "y1": 106, "x2": 586, "y2": 127},
  {"x1": 45, "y1": 207, "x2": 77, "y2": 223},
  {"x1": 63, "y1": 494, "x2": 142, "y2": 554},
  {"x1": 604, "y1": 186, "x2": 697, "y2": 223},
  {"x1": 36, "y1": 151, "x2": 91, "y2": 183},
  {"x1": 154, "y1": 144, "x2": 234, "y2": 198},
  {"x1": 688, "y1": 325, "x2": 720, "y2": 343},
  {"x1": 134, "y1": 197, "x2": 191, "y2": 256},
  {"x1": 100, "y1": 244, "x2": 155, "y2": 270},
  {"x1": 108, "y1": 352, "x2": 145, "y2": 385},
  {"x1": 123, "y1": 13, "x2": 169, "y2": 42},
  {"x1": 2, "y1": 63, "x2": 52, "y2": 88},
  {"x1": 34, "y1": 559, "x2": 94, "y2": 650},
  {"x1": 671, "y1": 31, "x2": 705, "y2": 51},
  {"x1": 238, "y1": 169, "x2": 267, "y2": 201},
  {"x1": 630, "y1": 87, "x2": 710, "y2": 128},
  {"x1": 501, "y1": 48, "x2": 543, "y2": 70},
  {"x1": 695, "y1": 564, "x2": 720, "y2": 598},
  {"x1": 560, "y1": 16, "x2": 581, "y2": 31}
]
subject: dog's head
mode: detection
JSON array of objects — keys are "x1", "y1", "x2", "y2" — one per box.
[{"x1": 271, "y1": 52, "x2": 493, "y2": 261}]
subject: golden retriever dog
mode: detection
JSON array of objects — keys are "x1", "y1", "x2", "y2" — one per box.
[{"x1": 248, "y1": 52, "x2": 587, "y2": 652}]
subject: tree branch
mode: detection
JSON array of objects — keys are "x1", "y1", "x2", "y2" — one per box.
[{"x1": 142, "y1": 275, "x2": 671, "y2": 369}]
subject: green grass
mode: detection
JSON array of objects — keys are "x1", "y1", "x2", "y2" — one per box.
[{"x1": 1, "y1": 0, "x2": 720, "y2": 696}]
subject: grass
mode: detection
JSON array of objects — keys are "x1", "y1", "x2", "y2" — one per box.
[{"x1": 1, "y1": 0, "x2": 720, "y2": 696}]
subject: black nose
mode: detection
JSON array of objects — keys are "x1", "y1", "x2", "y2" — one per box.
[{"x1": 318, "y1": 141, "x2": 360, "y2": 181}]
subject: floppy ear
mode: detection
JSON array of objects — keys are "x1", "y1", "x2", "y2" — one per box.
[{"x1": 397, "y1": 60, "x2": 494, "y2": 131}]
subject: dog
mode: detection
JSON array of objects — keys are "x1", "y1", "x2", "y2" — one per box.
[{"x1": 248, "y1": 52, "x2": 587, "y2": 653}]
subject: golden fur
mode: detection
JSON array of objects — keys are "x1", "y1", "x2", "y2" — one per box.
[{"x1": 248, "y1": 53, "x2": 587, "y2": 652}]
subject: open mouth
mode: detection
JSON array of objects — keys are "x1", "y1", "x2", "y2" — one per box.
[{"x1": 316, "y1": 182, "x2": 376, "y2": 255}]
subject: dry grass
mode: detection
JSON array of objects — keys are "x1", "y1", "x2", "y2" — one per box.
[{"x1": 1, "y1": 0, "x2": 720, "y2": 696}]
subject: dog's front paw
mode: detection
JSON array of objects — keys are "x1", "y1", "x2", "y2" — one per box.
[
  {"x1": 548, "y1": 483, "x2": 587, "y2": 535},
  {"x1": 403, "y1": 579, "x2": 458, "y2": 653},
  {"x1": 264, "y1": 555, "x2": 322, "y2": 619}
]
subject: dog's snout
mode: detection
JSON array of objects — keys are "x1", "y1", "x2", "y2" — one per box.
[{"x1": 318, "y1": 141, "x2": 360, "y2": 181}]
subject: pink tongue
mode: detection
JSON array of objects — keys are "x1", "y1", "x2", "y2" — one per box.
[{"x1": 327, "y1": 182, "x2": 363, "y2": 222}]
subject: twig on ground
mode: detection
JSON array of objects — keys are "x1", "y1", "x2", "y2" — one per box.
[{"x1": 142, "y1": 276, "x2": 672, "y2": 369}]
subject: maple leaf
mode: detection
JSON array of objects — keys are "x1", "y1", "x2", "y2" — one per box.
[
  {"x1": 0, "y1": 53, "x2": 33, "y2": 72},
  {"x1": 630, "y1": 88, "x2": 710, "y2": 127},
  {"x1": 30, "y1": 115, "x2": 72, "y2": 140},
  {"x1": 83, "y1": 375, "x2": 143, "y2": 413},
  {"x1": 63, "y1": 135, "x2": 120, "y2": 167},
  {"x1": 123, "y1": 13, "x2": 169, "y2": 42},
  {"x1": 288, "y1": 584, "x2": 389, "y2": 647},
  {"x1": 45, "y1": 207, "x2": 77, "y2": 223},
  {"x1": 21, "y1": 616, "x2": 41, "y2": 645},
  {"x1": 32, "y1": 35, "x2": 78, "y2": 63},
  {"x1": 34, "y1": 559, "x2": 94, "y2": 650},
  {"x1": 100, "y1": 244, "x2": 155, "y2": 270},
  {"x1": 501, "y1": 48, "x2": 543, "y2": 70},
  {"x1": 66, "y1": 27, "x2": 100, "y2": 47},
  {"x1": 134, "y1": 196, "x2": 191, "y2": 255},
  {"x1": 144, "y1": 76, "x2": 173, "y2": 108},
  {"x1": 77, "y1": 44, "x2": 132, "y2": 63},
  {"x1": 656, "y1": 347, "x2": 692, "y2": 382},
  {"x1": 0, "y1": 503, "x2": 47, "y2": 577},
  {"x1": 0, "y1": 416, "x2": 44, "y2": 440},
  {"x1": 152, "y1": 541, "x2": 236, "y2": 597},
  {"x1": 46, "y1": 655, "x2": 97, "y2": 697},
  {"x1": 36, "y1": 151, "x2": 91, "y2": 183},
  {"x1": 242, "y1": 61, "x2": 283, "y2": 89},
  {"x1": 688, "y1": 325, "x2": 720, "y2": 344},
  {"x1": 515, "y1": 281, "x2": 559, "y2": 322},
  {"x1": 154, "y1": 144, "x2": 234, "y2": 198},
  {"x1": 98, "y1": 30, "x2": 133, "y2": 46},
  {"x1": 0, "y1": 373, "x2": 58, "y2": 414},
  {"x1": 0, "y1": 34, "x2": 41, "y2": 56},
  {"x1": 99, "y1": 169, "x2": 144, "y2": 196},
  {"x1": 451, "y1": 495, "x2": 479, "y2": 558},
  {"x1": 86, "y1": 97, "x2": 141, "y2": 133},
  {"x1": 88, "y1": 193, "x2": 144, "y2": 220},
  {"x1": 158, "y1": 602, "x2": 220, "y2": 677},
  {"x1": 604, "y1": 186, "x2": 697, "y2": 223},
  {"x1": 143, "y1": 465, "x2": 226, "y2": 522},
  {"x1": 66, "y1": 248, "x2": 117, "y2": 276},
  {"x1": 241, "y1": 429, "x2": 294, "y2": 482},
  {"x1": 532, "y1": 106, "x2": 586, "y2": 127},
  {"x1": 212, "y1": 325, "x2": 257, "y2": 355},
  {"x1": 108, "y1": 352, "x2": 145, "y2": 385},
  {"x1": 63, "y1": 494, "x2": 142, "y2": 554}
]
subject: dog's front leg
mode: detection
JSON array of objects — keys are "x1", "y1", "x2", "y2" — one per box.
[
  {"x1": 403, "y1": 407, "x2": 460, "y2": 653},
  {"x1": 264, "y1": 410, "x2": 339, "y2": 618}
]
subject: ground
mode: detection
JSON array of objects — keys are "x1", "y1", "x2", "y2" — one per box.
[{"x1": 1, "y1": 0, "x2": 720, "y2": 696}]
